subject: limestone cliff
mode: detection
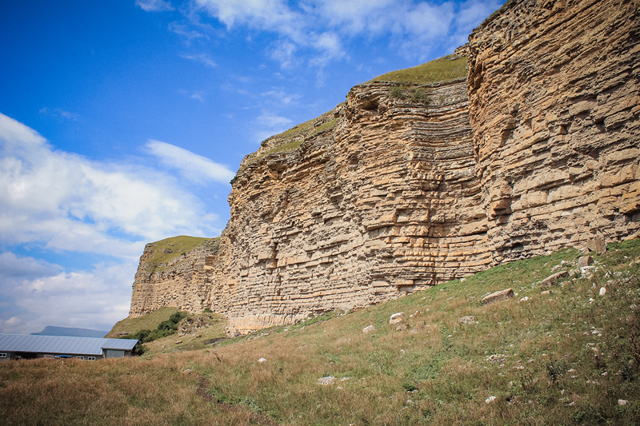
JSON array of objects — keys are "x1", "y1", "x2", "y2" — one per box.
[
  {"x1": 129, "y1": 236, "x2": 219, "y2": 318},
  {"x1": 129, "y1": 0, "x2": 640, "y2": 334}
]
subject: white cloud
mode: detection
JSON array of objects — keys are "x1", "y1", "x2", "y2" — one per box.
[
  {"x1": 0, "y1": 113, "x2": 220, "y2": 260},
  {"x1": 253, "y1": 111, "x2": 294, "y2": 143},
  {"x1": 0, "y1": 255, "x2": 136, "y2": 334},
  {"x1": 146, "y1": 139, "x2": 235, "y2": 184},
  {"x1": 191, "y1": 0, "x2": 501, "y2": 65},
  {"x1": 261, "y1": 89, "x2": 300, "y2": 105},
  {"x1": 180, "y1": 52, "x2": 217, "y2": 68},
  {"x1": 38, "y1": 107, "x2": 81, "y2": 121},
  {"x1": 169, "y1": 22, "x2": 207, "y2": 43},
  {"x1": 136, "y1": 0, "x2": 174, "y2": 12}
]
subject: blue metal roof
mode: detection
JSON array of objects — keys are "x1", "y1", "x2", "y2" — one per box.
[{"x1": 0, "y1": 334, "x2": 138, "y2": 356}]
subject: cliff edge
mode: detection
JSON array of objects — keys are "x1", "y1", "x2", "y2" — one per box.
[{"x1": 129, "y1": 0, "x2": 640, "y2": 334}]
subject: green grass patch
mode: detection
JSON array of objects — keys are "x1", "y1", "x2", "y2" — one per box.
[
  {"x1": 106, "y1": 307, "x2": 180, "y2": 338},
  {"x1": 370, "y1": 55, "x2": 467, "y2": 84},
  {"x1": 142, "y1": 235, "x2": 217, "y2": 269}
]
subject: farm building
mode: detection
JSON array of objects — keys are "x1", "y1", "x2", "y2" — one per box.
[{"x1": 0, "y1": 334, "x2": 138, "y2": 361}]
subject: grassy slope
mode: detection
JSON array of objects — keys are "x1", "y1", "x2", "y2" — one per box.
[
  {"x1": 105, "y1": 307, "x2": 179, "y2": 338},
  {"x1": 3, "y1": 241, "x2": 640, "y2": 425},
  {"x1": 240, "y1": 54, "x2": 467, "y2": 172},
  {"x1": 370, "y1": 55, "x2": 467, "y2": 85},
  {"x1": 142, "y1": 235, "x2": 216, "y2": 270}
]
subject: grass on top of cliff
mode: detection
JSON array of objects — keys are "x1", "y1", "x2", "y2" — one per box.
[
  {"x1": 370, "y1": 54, "x2": 467, "y2": 85},
  {"x1": 3, "y1": 240, "x2": 640, "y2": 426},
  {"x1": 142, "y1": 235, "x2": 218, "y2": 268}
]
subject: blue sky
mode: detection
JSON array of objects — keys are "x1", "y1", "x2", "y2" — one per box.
[{"x1": 0, "y1": 0, "x2": 502, "y2": 334}]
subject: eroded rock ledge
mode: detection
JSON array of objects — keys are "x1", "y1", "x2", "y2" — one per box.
[{"x1": 130, "y1": 0, "x2": 640, "y2": 334}]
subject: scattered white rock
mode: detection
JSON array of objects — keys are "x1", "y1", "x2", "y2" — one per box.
[
  {"x1": 618, "y1": 399, "x2": 629, "y2": 406},
  {"x1": 317, "y1": 376, "x2": 336, "y2": 385},
  {"x1": 362, "y1": 325, "x2": 375, "y2": 334},
  {"x1": 458, "y1": 315, "x2": 475, "y2": 324},
  {"x1": 340, "y1": 377, "x2": 350, "y2": 381},
  {"x1": 599, "y1": 287, "x2": 607, "y2": 296},
  {"x1": 485, "y1": 396, "x2": 497, "y2": 404},
  {"x1": 485, "y1": 354, "x2": 507, "y2": 363},
  {"x1": 482, "y1": 288, "x2": 514, "y2": 305},
  {"x1": 389, "y1": 312, "x2": 404, "y2": 325},
  {"x1": 519, "y1": 296, "x2": 529, "y2": 302},
  {"x1": 258, "y1": 358, "x2": 267, "y2": 363}
]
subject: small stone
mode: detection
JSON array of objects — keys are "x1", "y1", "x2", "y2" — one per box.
[
  {"x1": 541, "y1": 290, "x2": 552, "y2": 295},
  {"x1": 389, "y1": 312, "x2": 404, "y2": 325},
  {"x1": 317, "y1": 376, "x2": 336, "y2": 385},
  {"x1": 577, "y1": 256, "x2": 593, "y2": 268},
  {"x1": 458, "y1": 315, "x2": 475, "y2": 324},
  {"x1": 618, "y1": 399, "x2": 629, "y2": 406},
  {"x1": 519, "y1": 296, "x2": 529, "y2": 302},
  {"x1": 541, "y1": 271, "x2": 569, "y2": 287},
  {"x1": 587, "y1": 237, "x2": 606, "y2": 255},
  {"x1": 485, "y1": 396, "x2": 496, "y2": 403},
  {"x1": 362, "y1": 325, "x2": 375, "y2": 334},
  {"x1": 482, "y1": 288, "x2": 514, "y2": 305},
  {"x1": 599, "y1": 287, "x2": 606, "y2": 296},
  {"x1": 396, "y1": 323, "x2": 409, "y2": 331},
  {"x1": 258, "y1": 357, "x2": 267, "y2": 363}
]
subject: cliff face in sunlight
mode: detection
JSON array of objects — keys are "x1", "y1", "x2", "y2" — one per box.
[{"x1": 129, "y1": 0, "x2": 640, "y2": 334}]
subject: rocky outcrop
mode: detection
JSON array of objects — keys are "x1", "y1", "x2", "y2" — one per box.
[
  {"x1": 129, "y1": 238, "x2": 219, "y2": 317},
  {"x1": 129, "y1": 0, "x2": 640, "y2": 334},
  {"x1": 467, "y1": 0, "x2": 640, "y2": 260}
]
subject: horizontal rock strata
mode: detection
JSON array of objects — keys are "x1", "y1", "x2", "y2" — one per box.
[
  {"x1": 467, "y1": 0, "x2": 640, "y2": 261},
  {"x1": 129, "y1": 0, "x2": 639, "y2": 334}
]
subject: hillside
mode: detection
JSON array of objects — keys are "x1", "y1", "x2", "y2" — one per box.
[
  {"x1": 3, "y1": 240, "x2": 640, "y2": 425},
  {"x1": 31, "y1": 326, "x2": 109, "y2": 338}
]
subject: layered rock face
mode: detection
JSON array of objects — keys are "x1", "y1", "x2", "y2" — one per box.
[
  {"x1": 129, "y1": 239, "x2": 219, "y2": 318},
  {"x1": 216, "y1": 79, "x2": 491, "y2": 333},
  {"x1": 467, "y1": 0, "x2": 640, "y2": 261},
  {"x1": 129, "y1": 0, "x2": 639, "y2": 333}
]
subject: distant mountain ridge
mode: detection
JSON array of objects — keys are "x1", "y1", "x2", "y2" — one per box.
[{"x1": 31, "y1": 326, "x2": 108, "y2": 338}]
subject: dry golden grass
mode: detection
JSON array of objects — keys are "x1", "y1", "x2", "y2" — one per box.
[{"x1": 3, "y1": 240, "x2": 640, "y2": 425}]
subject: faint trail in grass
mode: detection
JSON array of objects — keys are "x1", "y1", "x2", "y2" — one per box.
[{"x1": 195, "y1": 374, "x2": 279, "y2": 426}]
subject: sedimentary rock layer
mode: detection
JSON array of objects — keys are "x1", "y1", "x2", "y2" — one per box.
[
  {"x1": 129, "y1": 239, "x2": 219, "y2": 317},
  {"x1": 467, "y1": 0, "x2": 640, "y2": 261},
  {"x1": 129, "y1": 0, "x2": 639, "y2": 333}
]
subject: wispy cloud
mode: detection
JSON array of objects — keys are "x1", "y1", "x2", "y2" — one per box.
[
  {"x1": 169, "y1": 22, "x2": 206, "y2": 43},
  {"x1": 146, "y1": 139, "x2": 235, "y2": 184},
  {"x1": 253, "y1": 111, "x2": 294, "y2": 143},
  {"x1": 261, "y1": 89, "x2": 300, "y2": 105},
  {"x1": 136, "y1": 0, "x2": 174, "y2": 12},
  {"x1": 39, "y1": 107, "x2": 81, "y2": 121},
  {"x1": 190, "y1": 0, "x2": 501, "y2": 66},
  {"x1": 180, "y1": 52, "x2": 217, "y2": 68},
  {"x1": 178, "y1": 89, "x2": 206, "y2": 102}
]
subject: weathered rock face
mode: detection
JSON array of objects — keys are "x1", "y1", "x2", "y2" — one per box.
[
  {"x1": 129, "y1": 239, "x2": 219, "y2": 318},
  {"x1": 467, "y1": 0, "x2": 640, "y2": 261},
  {"x1": 214, "y1": 79, "x2": 492, "y2": 333},
  {"x1": 129, "y1": 0, "x2": 639, "y2": 334}
]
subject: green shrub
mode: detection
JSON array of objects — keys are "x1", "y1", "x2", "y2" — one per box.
[
  {"x1": 390, "y1": 87, "x2": 406, "y2": 100},
  {"x1": 410, "y1": 89, "x2": 431, "y2": 105},
  {"x1": 169, "y1": 311, "x2": 188, "y2": 324}
]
